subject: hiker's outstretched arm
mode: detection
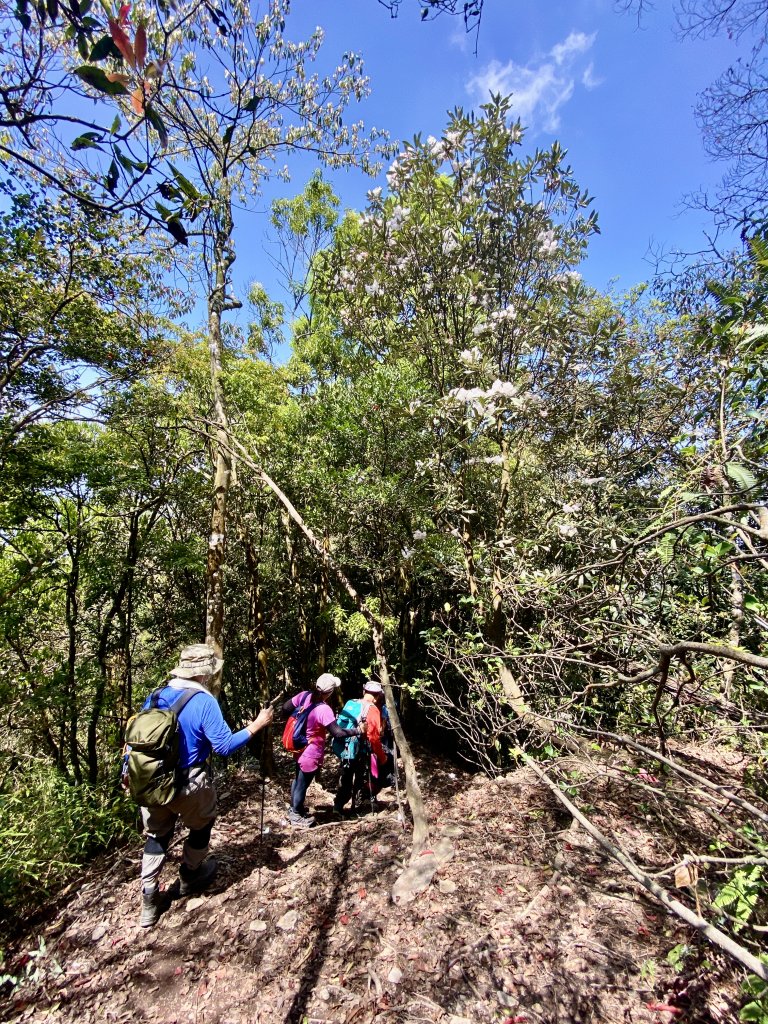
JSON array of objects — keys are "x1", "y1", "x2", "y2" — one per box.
[
  {"x1": 281, "y1": 697, "x2": 295, "y2": 718},
  {"x1": 328, "y1": 721, "x2": 357, "y2": 740}
]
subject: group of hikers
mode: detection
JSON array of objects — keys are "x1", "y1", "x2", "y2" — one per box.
[{"x1": 134, "y1": 643, "x2": 396, "y2": 928}]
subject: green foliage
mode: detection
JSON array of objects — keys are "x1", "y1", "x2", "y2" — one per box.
[
  {"x1": 741, "y1": 958, "x2": 768, "y2": 1023},
  {"x1": 714, "y1": 866, "x2": 764, "y2": 931},
  {"x1": 0, "y1": 759, "x2": 134, "y2": 922}
]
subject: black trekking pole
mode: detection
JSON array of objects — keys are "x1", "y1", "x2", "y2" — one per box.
[{"x1": 256, "y1": 774, "x2": 268, "y2": 909}]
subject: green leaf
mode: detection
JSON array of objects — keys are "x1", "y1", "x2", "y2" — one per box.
[
  {"x1": 105, "y1": 159, "x2": 119, "y2": 195},
  {"x1": 73, "y1": 65, "x2": 129, "y2": 95},
  {"x1": 168, "y1": 163, "x2": 201, "y2": 202},
  {"x1": 724, "y1": 463, "x2": 757, "y2": 491},
  {"x1": 144, "y1": 104, "x2": 168, "y2": 149},
  {"x1": 164, "y1": 217, "x2": 188, "y2": 245},
  {"x1": 89, "y1": 34, "x2": 121, "y2": 62},
  {"x1": 71, "y1": 131, "x2": 103, "y2": 151},
  {"x1": 655, "y1": 532, "x2": 676, "y2": 566}
]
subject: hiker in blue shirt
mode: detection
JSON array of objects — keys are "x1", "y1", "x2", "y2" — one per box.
[{"x1": 138, "y1": 644, "x2": 273, "y2": 928}]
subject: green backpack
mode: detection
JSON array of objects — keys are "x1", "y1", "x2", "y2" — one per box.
[{"x1": 123, "y1": 687, "x2": 202, "y2": 807}]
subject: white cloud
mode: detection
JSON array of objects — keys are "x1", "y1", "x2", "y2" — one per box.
[
  {"x1": 581, "y1": 62, "x2": 602, "y2": 90},
  {"x1": 466, "y1": 30, "x2": 598, "y2": 133},
  {"x1": 551, "y1": 31, "x2": 595, "y2": 66}
]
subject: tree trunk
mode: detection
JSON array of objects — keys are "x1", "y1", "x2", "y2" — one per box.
[
  {"x1": 64, "y1": 533, "x2": 82, "y2": 785},
  {"x1": 204, "y1": 201, "x2": 239, "y2": 693},
  {"x1": 88, "y1": 511, "x2": 141, "y2": 783}
]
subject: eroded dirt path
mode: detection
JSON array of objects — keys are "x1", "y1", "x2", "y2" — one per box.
[{"x1": 0, "y1": 748, "x2": 743, "y2": 1023}]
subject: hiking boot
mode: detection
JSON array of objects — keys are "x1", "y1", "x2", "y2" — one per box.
[
  {"x1": 287, "y1": 808, "x2": 315, "y2": 829},
  {"x1": 140, "y1": 887, "x2": 162, "y2": 928},
  {"x1": 178, "y1": 857, "x2": 218, "y2": 897}
]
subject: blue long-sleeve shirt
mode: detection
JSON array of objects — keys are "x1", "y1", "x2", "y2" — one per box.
[{"x1": 143, "y1": 684, "x2": 252, "y2": 767}]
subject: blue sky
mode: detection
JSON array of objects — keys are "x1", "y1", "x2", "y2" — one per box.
[{"x1": 232, "y1": 0, "x2": 752, "y2": 324}]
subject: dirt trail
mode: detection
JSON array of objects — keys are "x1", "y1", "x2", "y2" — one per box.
[{"x1": 0, "y1": 748, "x2": 743, "y2": 1023}]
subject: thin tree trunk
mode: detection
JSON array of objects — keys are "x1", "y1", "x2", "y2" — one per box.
[
  {"x1": 488, "y1": 433, "x2": 511, "y2": 648},
  {"x1": 244, "y1": 534, "x2": 275, "y2": 775},
  {"x1": 88, "y1": 512, "x2": 141, "y2": 784},
  {"x1": 64, "y1": 534, "x2": 82, "y2": 785},
  {"x1": 518, "y1": 749, "x2": 768, "y2": 983},
  {"x1": 205, "y1": 201, "x2": 239, "y2": 691}
]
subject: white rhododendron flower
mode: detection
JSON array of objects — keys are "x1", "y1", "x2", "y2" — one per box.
[
  {"x1": 412, "y1": 530, "x2": 427, "y2": 541},
  {"x1": 561, "y1": 502, "x2": 582, "y2": 514},
  {"x1": 558, "y1": 523, "x2": 578, "y2": 539},
  {"x1": 536, "y1": 228, "x2": 558, "y2": 256},
  {"x1": 488, "y1": 380, "x2": 518, "y2": 399}
]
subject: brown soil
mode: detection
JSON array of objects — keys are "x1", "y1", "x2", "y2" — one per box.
[{"x1": 0, "y1": 745, "x2": 748, "y2": 1024}]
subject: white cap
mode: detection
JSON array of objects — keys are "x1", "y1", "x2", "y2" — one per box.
[
  {"x1": 363, "y1": 680, "x2": 383, "y2": 694},
  {"x1": 315, "y1": 672, "x2": 341, "y2": 694}
]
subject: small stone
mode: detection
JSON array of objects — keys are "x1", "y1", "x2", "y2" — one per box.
[
  {"x1": 317, "y1": 988, "x2": 331, "y2": 1001},
  {"x1": 91, "y1": 923, "x2": 108, "y2": 942},
  {"x1": 277, "y1": 910, "x2": 298, "y2": 931},
  {"x1": 449, "y1": 1017, "x2": 473, "y2": 1024},
  {"x1": 249, "y1": 920, "x2": 268, "y2": 932},
  {"x1": 186, "y1": 898, "x2": 206, "y2": 912},
  {"x1": 438, "y1": 879, "x2": 457, "y2": 894},
  {"x1": 387, "y1": 967, "x2": 403, "y2": 985}
]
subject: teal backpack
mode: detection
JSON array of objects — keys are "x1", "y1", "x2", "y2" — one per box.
[{"x1": 332, "y1": 699, "x2": 371, "y2": 761}]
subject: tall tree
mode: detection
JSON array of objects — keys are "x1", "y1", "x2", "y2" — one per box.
[{"x1": 153, "y1": 0, "x2": 388, "y2": 671}]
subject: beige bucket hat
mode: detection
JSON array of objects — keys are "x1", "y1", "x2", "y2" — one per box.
[{"x1": 170, "y1": 643, "x2": 224, "y2": 680}]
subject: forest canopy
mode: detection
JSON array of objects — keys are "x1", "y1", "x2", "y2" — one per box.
[{"x1": 0, "y1": 0, "x2": 767, "y2": 1007}]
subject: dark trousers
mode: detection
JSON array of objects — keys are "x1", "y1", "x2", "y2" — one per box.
[
  {"x1": 335, "y1": 756, "x2": 378, "y2": 811},
  {"x1": 290, "y1": 765, "x2": 316, "y2": 814}
]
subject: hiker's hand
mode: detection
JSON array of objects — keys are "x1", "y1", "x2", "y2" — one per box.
[{"x1": 249, "y1": 707, "x2": 274, "y2": 735}]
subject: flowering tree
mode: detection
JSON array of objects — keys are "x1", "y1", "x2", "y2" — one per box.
[{"x1": 315, "y1": 96, "x2": 599, "y2": 646}]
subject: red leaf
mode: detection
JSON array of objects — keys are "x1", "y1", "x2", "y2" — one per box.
[
  {"x1": 130, "y1": 86, "x2": 144, "y2": 115},
  {"x1": 134, "y1": 23, "x2": 146, "y2": 66},
  {"x1": 109, "y1": 18, "x2": 135, "y2": 67},
  {"x1": 358, "y1": 887, "x2": 367, "y2": 899},
  {"x1": 637, "y1": 926, "x2": 651, "y2": 937},
  {"x1": 495, "y1": 885, "x2": 505, "y2": 895},
  {"x1": 646, "y1": 1003, "x2": 682, "y2": 1015},
  {"x1": 340, "y1": 913, "x2": 350, "y2": 925},
  {"x1": 174, "y1": 966, "x2": 183, "y2": 976}
]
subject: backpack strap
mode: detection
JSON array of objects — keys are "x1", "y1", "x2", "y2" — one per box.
[{"x1": 169, "y1": 688, "x2": 204, "y2": 716}]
